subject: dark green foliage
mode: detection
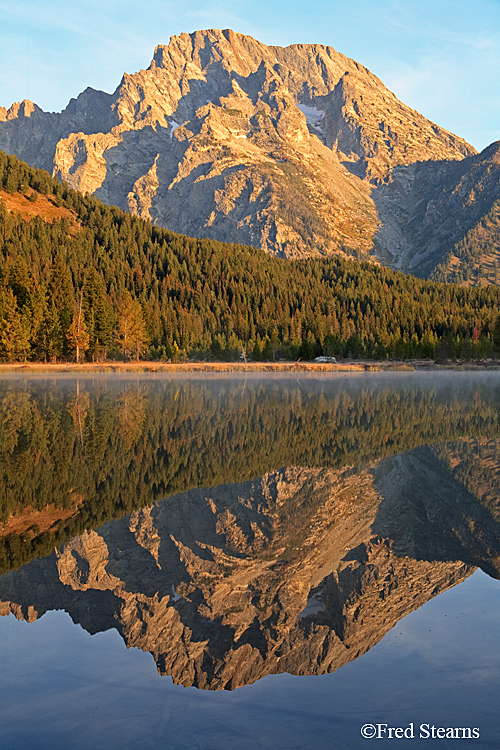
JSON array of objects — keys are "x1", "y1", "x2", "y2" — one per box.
[
  {"x1": 1, "y1": 150, "x2": 500, "y2": 362},
  {"x1": 298, "y1": 339, "x2": 314, "y2": 361},
  {"x1": 493, "y1": 315, "x2": 500, "y2": 355}
]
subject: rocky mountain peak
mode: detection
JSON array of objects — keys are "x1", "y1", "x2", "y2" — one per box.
[
  {"x1": 151, "y1": 28, "x2": 273, "y2": 77},
  {"x1": 0, "y1": 99, "x2": 42, "y2": 121}
]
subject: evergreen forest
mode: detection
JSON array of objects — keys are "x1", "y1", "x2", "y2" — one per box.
[{"x1": 1, "y1": 150, "x2": 500, "y2": 363}]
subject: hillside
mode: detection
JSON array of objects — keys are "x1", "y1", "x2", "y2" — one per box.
[
  {"x1": 1, "y1": 151, "x2": 500, "y2": 364},
  {"x1": 3, "y1": 28, "x2": 499, "y2": 280},
  {"x1": 376, "y1": 140, "x2": 500, "y2": 279}
]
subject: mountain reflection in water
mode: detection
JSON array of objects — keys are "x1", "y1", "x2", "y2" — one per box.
[{"x1": 0, "y1": 374, "x2": 499, "y2": 691}]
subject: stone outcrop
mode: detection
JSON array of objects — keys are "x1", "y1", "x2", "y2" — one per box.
[
  {"x1": 2, "y1": 443, "x2": 499, "y2": 690},
  {"x1": 4, "y1": 28, "x2": 498, "y2": 277}
]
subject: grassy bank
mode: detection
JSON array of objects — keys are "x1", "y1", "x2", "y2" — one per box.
[{"x1": 0, "y1": 359, "x2": 499, "y2": 374}]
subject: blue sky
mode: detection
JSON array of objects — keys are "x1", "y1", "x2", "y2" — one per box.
[{"x1": 0, "y1": 0, "x2": 499, "y2": 151}]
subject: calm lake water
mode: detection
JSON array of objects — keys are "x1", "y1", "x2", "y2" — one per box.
[{"x1": 0, "y1": 372, "x2": 499, "y2": 749}]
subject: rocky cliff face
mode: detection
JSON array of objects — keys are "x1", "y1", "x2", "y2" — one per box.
[
  {"x1": 1, "y1": 443, "x2": 499, "y2": 691},
  {"x1": 3, "y1": 28, "x2": 497, "y2": 277},
  {"x1": 373, "y1": 141, "x2": 500, "y2": 278}
]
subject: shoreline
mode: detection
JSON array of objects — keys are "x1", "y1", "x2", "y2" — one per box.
[{"x1": 0, "y1": 359, "x2": 499, "y2": 374}]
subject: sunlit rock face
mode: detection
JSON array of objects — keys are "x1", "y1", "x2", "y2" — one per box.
[
  {"x1": 4, "y1": 28, "x2": 497, "y2": 278},
  {"x1": 2, "y1": 440, "x2": 500, "y2": 691}
]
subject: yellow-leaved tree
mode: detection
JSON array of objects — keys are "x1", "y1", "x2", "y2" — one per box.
[{"x1": 115, "y1": 291, "x2": 149, "y2": 361}]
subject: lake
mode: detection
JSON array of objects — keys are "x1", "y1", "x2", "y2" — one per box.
[{"x1": 0, "y1": 372, "x2": 499, "y2": 749}]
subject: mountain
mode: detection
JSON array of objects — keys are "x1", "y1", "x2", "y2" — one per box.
[
  {"x1": 375, "y1": 141, "x2": 500, "y2": 281},
  {"x1": 2, "y1": 28, "x2": 499, "y2": 281}
]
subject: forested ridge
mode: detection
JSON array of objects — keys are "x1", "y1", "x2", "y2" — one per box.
[
  {"x1": 1, "y1": 379, "x2": 499, "y2": 573},
  {"x1": 433, "y1": 199, "x2": 500, "y2": 287},
  {"x1": 1, "y1": 150, "x2": 500, "y2": 363}
]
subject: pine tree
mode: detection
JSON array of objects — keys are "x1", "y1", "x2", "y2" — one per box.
[
  {"x1": 493, "y1": 315, "x2": 500, "y2": 356},
  {"x1": 83, "y1": 269, "x2": 114, "y2": 360},
  {"x1": 0, "y1": 289, "x2": 31, "y2": 361},
  {"x1": 66, "y1": 296, "x2": 90, "y2": 364}
]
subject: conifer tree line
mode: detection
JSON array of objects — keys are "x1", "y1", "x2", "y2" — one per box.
[{"x1": 1, "y1": 150, "x2": 500, "y2": 363}]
